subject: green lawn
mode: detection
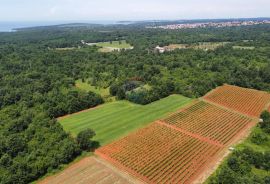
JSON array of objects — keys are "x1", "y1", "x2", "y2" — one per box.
[
  {"x1": 59, "y1": 95, "x2": 192, "y2": 145},
  {"x1": 233, "y1": 46, "x2": 255, "y2": 50},
  {"x1": 96, "y1": 40, "x2": 132, "y2": 49},
  {"x1": 95, "y1": 40, "x2": 133, "y2": 52}
]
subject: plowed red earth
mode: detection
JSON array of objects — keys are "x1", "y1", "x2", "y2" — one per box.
[{"x1": 203, "y1": 84, "x2": 270, "y2": 118}]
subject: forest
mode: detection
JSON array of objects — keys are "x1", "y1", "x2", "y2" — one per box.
[{"x1": 0, "y1": 23, "x2": 270, "y2": 183}]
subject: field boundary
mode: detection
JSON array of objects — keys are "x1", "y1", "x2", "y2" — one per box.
[
  {"x1": 92, "y1": 156, "x2": 145, "y2": 184},
  {"x1": 95, "y1": 151, "x2": 151, "y2": 184},
  {"x1": 156, "y1": 120, "x2": 224, "y2": 148},
  {"x1": 57, "y1": 105, "x2": 102, "y2": 121},
  {"x1": 201, "y1": 98, "x2": 259, "y2": 120}
]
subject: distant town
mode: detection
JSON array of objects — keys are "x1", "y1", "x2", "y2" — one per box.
[{"x1": 147, "y1": 20, "x2": 270, "y2": 30}]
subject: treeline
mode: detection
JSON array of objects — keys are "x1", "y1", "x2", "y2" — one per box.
[{"x1": 208, "y1": 111, "x2": 270, "y2": 184}]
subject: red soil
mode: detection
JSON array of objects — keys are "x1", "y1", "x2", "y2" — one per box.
[{"x1": 203, "y1": 84, "x2": 270, "y2": 118}]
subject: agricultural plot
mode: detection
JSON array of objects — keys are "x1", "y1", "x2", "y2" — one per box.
[
  {"x1": 163, "y1": 101, "x2": 254, "y2": 145},
  {"x1": 96, "y1": 85, "x2": 268, "y2": 184},
  {"x1": 59, "y1": 95, "x2": 192, "y2": 145},
  {"x1": 96, "y1": 123, "x2": 222, "y2": 184},
  {"x1": 38, "y1": 157, "x2": 140, "y2": 184},
  {"x1": 203, "y1": 84, "x2": 270, "y2": 117}
]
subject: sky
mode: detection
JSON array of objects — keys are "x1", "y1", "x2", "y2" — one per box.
[{"x1": 0, "y1": 0, "x2": 269, "y2": 22}]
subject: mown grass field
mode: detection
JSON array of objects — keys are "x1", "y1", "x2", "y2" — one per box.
[
  {"x1": 59, "y1": 95, "x2": 192, "y2": 145},
  {"x1": 96, "y1": 40, "x2": 132, "y2": 49},
  {"x1": 96, "y1": 40, "x2": 133, "y2": 52}
]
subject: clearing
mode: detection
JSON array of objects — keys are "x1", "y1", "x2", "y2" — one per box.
[
  {"x1": 59, "y1": 94, "x2": 192, "y2": 145},
  {"x1": 84, "y1": 40, "x2": 133, "y2": 52},
  {"x1": 75, "y1": 79, "x2": 111, "y2": 99},
  {"x1": 158, "y1": 42, "x2": 229, "y2": 52},
  {"x1": 232, "y1": 46, "x2": 255, "y2": 50}
]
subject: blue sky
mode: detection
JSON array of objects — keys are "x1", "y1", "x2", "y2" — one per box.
[{"x1": 0, "y1": 0, "x2": 269, "y2": 21}]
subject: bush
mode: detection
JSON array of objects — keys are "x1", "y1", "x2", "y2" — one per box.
[
  {"x1": 251, "y1": 132, "x2": 268, "y2": 145},
  {"x1": 77, "y1": 129, "x2": 96, "y2": 150},
  {"x1": 260, "y1": 111, "x2": 270, "y2": 133}
]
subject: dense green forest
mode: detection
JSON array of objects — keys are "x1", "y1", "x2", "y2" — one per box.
[{"x1": 0, "y1": 23, "x2": 270, "y2": 183}]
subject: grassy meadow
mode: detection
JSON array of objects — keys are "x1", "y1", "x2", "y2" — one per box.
[
  {"x1": 59, "y1": 95, "x2": 192, "y2": 145},
  {"x1": 95, "y1": 40, "x2": 133, "y2": 52}
]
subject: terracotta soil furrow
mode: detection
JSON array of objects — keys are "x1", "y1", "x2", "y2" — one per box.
[
  {"x1": 203, "y1": 84, "x2": 270, "y2": 117},
  {"x1": 157, "y1": 120, "x2": 224, "y2": 147}
]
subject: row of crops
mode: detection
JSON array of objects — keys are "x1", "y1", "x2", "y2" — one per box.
[
  {"x1": 96, "y1": 85, "x2": 270, "y2": 184},
  {"x1": 203, "y1": 84, "x2": 270, "y2": 117},
  {"x1": 163, "y1": 101, "x2": 253, "y2": 145},
  {"x1": 96, "y1": 123, "x2": 222, "y2": 184}
]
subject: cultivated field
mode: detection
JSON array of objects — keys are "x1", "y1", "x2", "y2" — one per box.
[
  {"x1": 163, "y1": 101, "x2": 253, "y2": 145},
  {"x1": 38, "y1": 157, "x2": 141, "y2": 184},
  {"x1": 59, "y1": 95, "x2": 192, "y2": 145},
  {"x1": 96, "y1": 85, "x2": 270, "y2": 184},
  {"x1": 96, "y1": 122, "x2": 222, "y2": 184},
  {"x1": 203, "y1": 84, "x2": 270, "y2": 117}
]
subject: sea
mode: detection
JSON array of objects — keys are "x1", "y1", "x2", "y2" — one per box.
[{"x1": 0, "y1": 21, "x2": 119, "y2": 32}]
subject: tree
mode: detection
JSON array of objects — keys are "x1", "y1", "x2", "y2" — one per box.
[
  {"x1": 77, "y1": 129, "x2": 96, "y2": 150},
  {"x1": 260, "y1": 111, "x2": 270, "y2": 133}
]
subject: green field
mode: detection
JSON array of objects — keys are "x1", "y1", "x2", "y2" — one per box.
[
  {"x1": 232, "y1": 46, "x2": 255, "y2": 50},
  {"x1": 59, "y1": 95, "x2": 192, "y2": 145},
  {"x1": 95, "y1": 40, "x2": 133, "y2": 52},
  {"x1": 96, "y1": 40, "x2": 132, "y2": 48}
]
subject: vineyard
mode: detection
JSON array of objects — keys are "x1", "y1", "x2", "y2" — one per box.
[
  {"x1": 203, "y1": 84, "x2": 270, "y2": 117},
  {"x1": 96, "y1": 123, "x2": 222, "y2": 184},
  {"x1": 163, "y1": 101, "x2": 253, "y2": 145},
  {"x1": 96, "y1": 85, "x2": 270, "y2": 184}
]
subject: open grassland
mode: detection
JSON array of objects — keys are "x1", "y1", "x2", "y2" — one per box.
[
  {"x1": 59, "y1": 95, "x2": 192, "y2": 145},
  {"x1": 96, "y1": 40, "x2": 132, "y2": 49},
  {"x1": 95, "y1": 40, "x2": 133, "y2": 52}
]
